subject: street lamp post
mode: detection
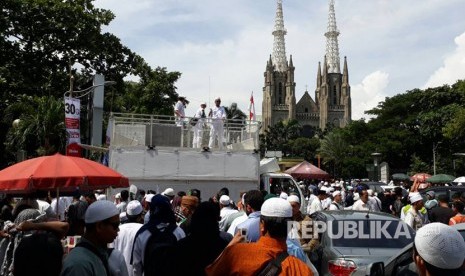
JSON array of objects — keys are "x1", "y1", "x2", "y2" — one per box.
[
  {"x1": 453, "y1": 153, "x2": 465, "y2": 172},
  {"x1": 371, "y1": 152, "x2": 382, "y2": 182}
]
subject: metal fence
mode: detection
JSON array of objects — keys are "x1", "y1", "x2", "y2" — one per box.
[{"x1": 109, "y1": 112, "x2": 261, "y2": 151}]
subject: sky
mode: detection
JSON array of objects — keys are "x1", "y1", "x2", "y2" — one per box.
[{"x1": 94, "y1": 0, "x2": 465, "y2": 120}]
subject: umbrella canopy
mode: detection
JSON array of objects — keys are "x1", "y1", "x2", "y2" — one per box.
[
  {"x1": 0, "y1": 153, "x2": 129, "y2": 194},
  {"x1": 284, "y1": 161, "x2": 330, "y2": 179},
  {"x1": 426, "y1": 174, "x2": 456, "y2": 184},
  {"x1": 410, "y1": 173, "x2": 432, "y2": 183},
  {"x1": 392, "y1": 173, "x2": 410, "y2": 181},
  {"x1": 453, "y1": 176, "x2": 465, "y2": 184}
]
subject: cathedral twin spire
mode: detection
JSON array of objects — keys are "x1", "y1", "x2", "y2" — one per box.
[
  {"x1": 272, "y1": 0, "x2": 342, "y2": 74},
  {"x1": 272, "y1": 0, "x2": 288, "y2": 72}
]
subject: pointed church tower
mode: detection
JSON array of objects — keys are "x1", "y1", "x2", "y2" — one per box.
[
  {"x1": 262, "y1": 0, "x2": 296, "y2": 131},
  {"x1": 316, "y1": 0, "x2": 351, "y2": 129},
  {"x1": 341, "y1": 56, "x2": 351, "y2": 127}
]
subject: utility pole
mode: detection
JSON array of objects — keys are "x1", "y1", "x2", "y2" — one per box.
[{"x1": 69, "y1": 60, "x2": 74, "y2": 97}]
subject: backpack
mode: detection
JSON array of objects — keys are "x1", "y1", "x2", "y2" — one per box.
[
  {"x1": 143, "y1": 223, "x2": 178, "y2": 276},
  {"x1": 256, "y1": 251, "x2": 289, "y2": 276}
]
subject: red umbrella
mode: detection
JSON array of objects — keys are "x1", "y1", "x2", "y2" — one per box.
[
  {"x1": 285, "y1": 161, "x2": 330, "y2": 179},
  {"x1": 0, "y1": 153, "x2": 129, "y2": 194}
]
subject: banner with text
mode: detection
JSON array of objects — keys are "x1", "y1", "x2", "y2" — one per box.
[{"x1": 64, "y1": 97, "x2": 81, "y2": 145}]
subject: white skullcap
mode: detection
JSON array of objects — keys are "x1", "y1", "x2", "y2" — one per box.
[
  {"x1": 409, "y1": 192, "x2": 423, "y2": 204},
  {"x1": 219, "y1": 195, "x2": 230, "y2": 206},
  {"x1": 126, "y1": 200, "x2": 143, "y2": 216},
  {"x1": 332, "y1": 191, "x2": 341, "y2": 197},
  {"x1": 119, "y1": 212, "x2": 128, "y2": 223},
  {"x1": 115, "y1": 193, "x2": 121, "y2": 199},
  {"x1": 279, "y1": 192, "x2": 288, "y2": 200},
  {"x1": 162, "y1": 188, "x2": 175, "y2": 197},
  {"x1": 327, "y1": 187, "x2": 335, "y2": 193},
  {"x1": 320, "y1": 186, "x2": 327, "y2": 191},
  {"x1": 85, "y1": 200, "x2": 119, "y2": 223},
  {"x1": 415, "y1": 223, "x2": 465, "y2": 269},
  {"x1": 262, "y1": 198, "x2": 292, "y2": 218},
  {"x1": 330, "y1": 183, "x2": 336, "y2": 187},
  {"x1": 324, "y1": 182, "x2": 329, "y2": 186},
  {"x1": 200, "y1": 102, "x2": 206, "y2": 105},
  {"x1": 347, "y1": 186, "x2": 354, "y2": 191},
  {"x1": 97, "y1": 194, "x2": 107, "y2": 201},
  {"x1": 215, "y1": 97, "x2": 221, "y2": 101},
  {"x1": 287, "y1": 195, "x2": 300, "y2": 204},
  {"x1": 144, "y1": 194, "x2": 155, "y2": 203},
  {"x1": 367, "y1": 189, "x2": 374, "y2": 196}
]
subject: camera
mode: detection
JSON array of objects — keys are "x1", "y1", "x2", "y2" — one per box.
[{"x1": 240, "y1": 228, "x2": 248, "y2": 236}]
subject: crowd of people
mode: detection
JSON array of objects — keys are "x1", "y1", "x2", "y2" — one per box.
[
  {"x1": 0, "y1": 179, "x2": 464, "y2": 276},
  {"x1": 300, "y1": 179, "x2": 465, "y2": 230},
  {"x1": 0, "y1": 186, "x2": 317, "y2": 276}
]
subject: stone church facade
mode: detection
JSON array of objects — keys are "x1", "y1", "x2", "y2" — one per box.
[{"x1": 262, "y1": 0, "x2": 351, "y2": 132}]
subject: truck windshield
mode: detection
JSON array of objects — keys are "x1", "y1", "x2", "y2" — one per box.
[{"x1": 270, "y1": 177, "x2": 298, "y2": 195}]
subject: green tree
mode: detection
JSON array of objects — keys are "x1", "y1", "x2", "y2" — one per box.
[
  {"x1": 318, "y1": 132, "x2": 349, "y2": 178},
  {"x1": 260, "y1": 119, "x2": 302, "y2": 157},
  {"x1": 289, "y1": 137, "x2": 320, "y2": 161},
  {"x1": 5, "y1": 96, "x2": 67, "y2": 158}
]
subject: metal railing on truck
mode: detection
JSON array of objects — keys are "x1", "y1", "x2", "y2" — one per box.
[{"x1": 109, "y1": 112, "x2": 261, "y2": 151}]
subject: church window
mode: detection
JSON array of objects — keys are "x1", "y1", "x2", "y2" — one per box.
[
  {"x1": 305, "y1": 108, "x2": 308, "y2": 113},
  {"x1": 278, "y1": 83, "x2": 283, "y2": 104},
  {"x1": 333, "y1": 86, "x2": 337, "y2": 105}
]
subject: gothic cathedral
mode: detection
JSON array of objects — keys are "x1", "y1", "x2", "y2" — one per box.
[{"x1": 262, "y1": 0, "x2": 351, "y2": 132}]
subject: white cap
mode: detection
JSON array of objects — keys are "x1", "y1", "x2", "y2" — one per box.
[
  {"x1": 262, "y1": 198, "x2": 292, "y2": 218},
  {"x1": 115, "y1": 193, "x2": 121, "y2": 199},
  {"x1": 97, "y1": 194, "x2": 107, "y2": 201},
  {"x1": 119, "y1": 212, "x2": 128, "y2": 222},
  {"x1": 409, "y1": 192, "x2": 423, "y2": 204},
  {"x1": 219, "y1": 195, "x2": 230, "y2": 206},
  {"x1": 126, "y1": 200, "x2": 143, "y2": 216},
  {"x1": 162, "y1": 188, "x2": 175, "y2": 197},
  {"x1": 367, "y1": 189, "x2": 374, "y2": 196},
  {"x1": 215, "y1": 97, "x2": 221, "y2": 101},
  {"x1": 287, "y1": 195, "x2": 300, "y2": 204},
  {"x1": 332, "y1": 191, "x2": 341, "y2": 197},
  {"x1": 347, "y1": 186, "x2": 354, "y2": 191},
  {"x1": 200, "y1": 102, "x2": 206, "y2": 106},
  {"x1": 415, "y1": 223, "x2": 465, "y2": 269},
  {"x1": 279, "y1": 192, "x2": 288, "y2": 200},
  {"x1": 85, "y1": 200, "x2": 119, "y2": 223},
  {"x1": 144, "y1": 194, "x2": 155, "y2": 203}
]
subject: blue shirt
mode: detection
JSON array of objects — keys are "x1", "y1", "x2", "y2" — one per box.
[{"x1": 235, "y1": 211, "x2": 261, "y2": 242}]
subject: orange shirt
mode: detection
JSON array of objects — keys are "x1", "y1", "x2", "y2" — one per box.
[
  {"x1": 449, "y1": 214, "x2": 465, "y2": 225},
  {"x1": 205, "y1": 236, "x2": 313, "y2": 276}
]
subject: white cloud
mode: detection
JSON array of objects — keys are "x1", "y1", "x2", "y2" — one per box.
[
  {"x1": 351, "y1": 71, "x2": 389, "y2": 120},
  {"x1": 423, "y1": 32, "x2": 465, "y2": 89}
]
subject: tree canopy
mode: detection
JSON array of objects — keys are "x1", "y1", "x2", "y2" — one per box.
[{"x1": 0, "y1": 0, "x2": 181, "y2": 167}]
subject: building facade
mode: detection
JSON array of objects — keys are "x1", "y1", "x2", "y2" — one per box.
[{"x1": 262, "y1": 0, "x2": 351, "y2": 132}]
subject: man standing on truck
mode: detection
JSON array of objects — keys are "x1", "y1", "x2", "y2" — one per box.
[
  {"x1": 192, "y1": 102, "x2": 207, "y2": 148},
  {"x1": 174, "y1": 95, "x2": 188, "y2": 126},
  {"x1": 208, "y1": 97, "x2": 226, "y2": 150}
]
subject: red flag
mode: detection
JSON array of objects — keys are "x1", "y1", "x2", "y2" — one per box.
[{"x1": 249, "y1": 92, "x2": 255, "y2": 121}]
